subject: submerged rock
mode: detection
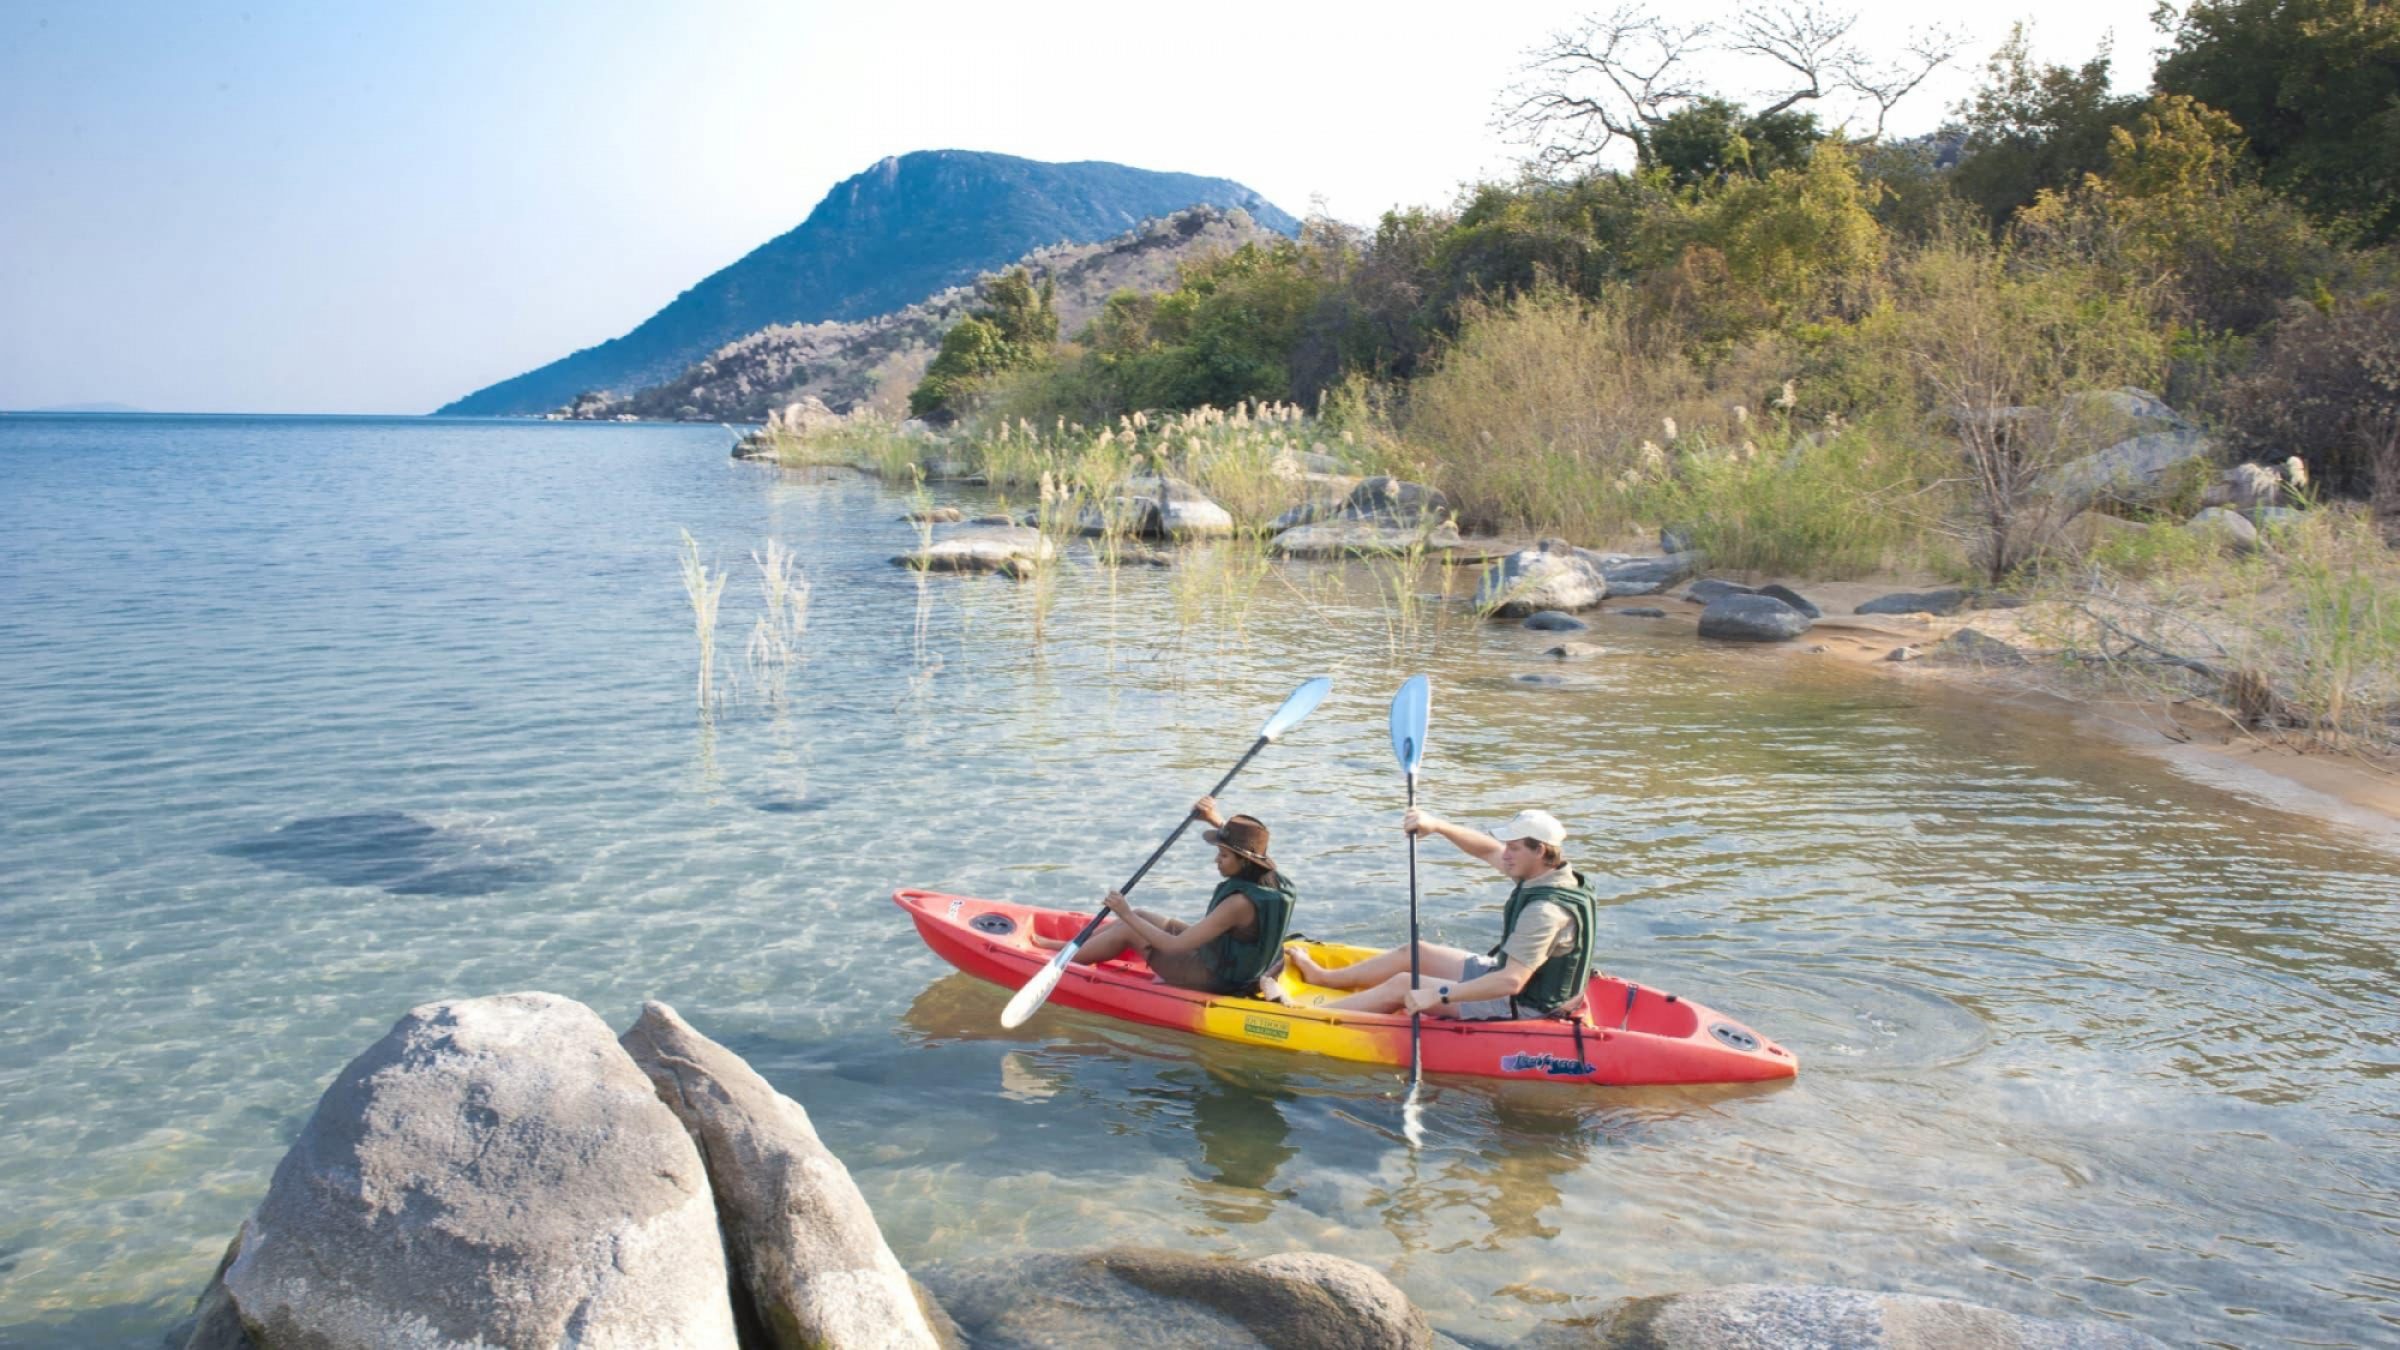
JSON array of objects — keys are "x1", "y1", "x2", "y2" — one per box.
[
  {"x1": 1520, "y1": 1283, "x2": 2167, "y2": 1349},
  {"x1": 1697, "y1": 593, "x2": 1812, "y2": 642},
  {"x1": 894, "y1": 525, "x2": 1056, "y2": 574},
  {"x1": 1544, "y1": 642, "x2": 1607, "y2": 660},
  {"x1": 621, "y1": 1002, "x2": 939, "y2": 1350},
  {"x1": 903, "y1": 506, "x2": 964, "y2": 524},
  {"x1": 1476, "y1": 541, "x2": 1610, "y2": 616},
  {"x1": 919, "y1": 1248, "x2": 1429, "y2": 1350},
  {"x1": 186, "y1": 993, "x2": 736, "y2": 1350},
  {"x1": 1269, "y1": 518, "x2": 1461, "y2": 559},
  {"x1": 1615, "y1": 606, "x2": 1668, "y2": 619},
  {"x1": 1522, "y1": 610, "x2": 1592, "y2": 633},
  {"x1": 216, "y1": 811, "x2": 553, "y2": 897}
]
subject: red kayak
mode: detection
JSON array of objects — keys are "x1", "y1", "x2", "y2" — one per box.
[{"x1": 896, "y1": 888, "x2": 1797, "y2": 1086}]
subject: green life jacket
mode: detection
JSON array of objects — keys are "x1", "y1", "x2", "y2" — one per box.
[
  {"x1": 1202, "y1": 874, "x2": 1296, "y2": 989},
  {"x1": 1486, "y1": 871, "x2": 1599, "y2": 1017}
]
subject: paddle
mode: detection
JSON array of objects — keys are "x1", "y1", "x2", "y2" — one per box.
[
  {"x1": 999, "y1": 677, "x2": 1334, "y2": 1030},
  {"x1": 1389, "y1": 674, "x2": 1430, "y2": 1146}
]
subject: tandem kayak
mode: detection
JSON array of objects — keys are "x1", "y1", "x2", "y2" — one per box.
[{"x1": 895, "y1": 888, "x2": 1797, "y2": 1086}]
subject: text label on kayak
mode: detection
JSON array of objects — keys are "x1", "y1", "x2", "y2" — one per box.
[{"x1": 1501, "y1": 1051, "x2": 1597, "y2": 1076}]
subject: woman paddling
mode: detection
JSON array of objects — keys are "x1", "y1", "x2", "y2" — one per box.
[
  {"x1": 1035, "y1": 796, "x2": 1297, "y2": 996},
  {"x1": 1289, "y1": 808, "x2": 1596, "y2": 1020}
]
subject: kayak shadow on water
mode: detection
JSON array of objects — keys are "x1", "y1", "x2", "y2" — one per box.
[
  {"x1": 897, "y1": 973, "x2": 1787, "y2": 1241},
  {"x1": 215, "y1": 811, "x2": 555, "y2": 897}
]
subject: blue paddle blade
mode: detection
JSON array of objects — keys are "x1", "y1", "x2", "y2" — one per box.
[
  {"x1": 1389, "y1": 675, "x2": 1429, "y2": 777},
  {"x1": 1260, "y1": 676, "x2": 1333, "y2": 742}
]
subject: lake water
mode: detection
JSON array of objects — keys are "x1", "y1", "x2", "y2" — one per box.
[{"x1": 0, "y1": 414, "x2": 2394, "y2": 1348}]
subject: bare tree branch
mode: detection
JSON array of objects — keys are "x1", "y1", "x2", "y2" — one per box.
[{"x1": 1497, "y1": 0, "x2": 1964, "y2": 174}]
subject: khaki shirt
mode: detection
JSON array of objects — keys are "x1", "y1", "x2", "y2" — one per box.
[{"x1": 1496, "y1": 865, "x2": 1580, "y2": 970}]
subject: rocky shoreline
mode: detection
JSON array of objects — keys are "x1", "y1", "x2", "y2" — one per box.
[{"x1": 168, "y1": 992, "x2": 2167, "y2": 1349}]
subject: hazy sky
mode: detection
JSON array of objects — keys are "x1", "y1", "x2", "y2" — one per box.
[{"x1": 1, "y1": 0, "x2": 2161, "y2": 415}]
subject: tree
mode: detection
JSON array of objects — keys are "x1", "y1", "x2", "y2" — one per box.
[
  {"x1": 2016, "y1": 94, "x2": 2335, "y2": 333},
  {"x1": 1949, "y1": 26, "x2": 2143, "y2": 226},
  {"x1": 2155, "y1": 0, "x2": 2400, "y2": 240},
  {"x1": 1499, "y1": 1, "x2": 1962, "y2": 175},
  {"x1": 907, "y1": 268, "x2": 1058, "y2": 420},
  {"x1": 1639, "y1": 97, "x2": 1823, "y2": 186}
]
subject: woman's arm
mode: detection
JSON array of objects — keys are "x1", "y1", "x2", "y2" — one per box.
[
  {"x1": 1101, "y1": 889, "x2": 1252, "y2": 953},
  {"x1": 1402, "y1": 808, "x2": 1505, "y2": 867}
]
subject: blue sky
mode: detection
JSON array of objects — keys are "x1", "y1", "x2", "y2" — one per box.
[{"x1": 1, "y1": 1, "x2": 2160, "y2": 414}]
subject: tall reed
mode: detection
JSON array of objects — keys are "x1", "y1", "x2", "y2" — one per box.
[
  {"x1": 677, "y1": 528, "x2": 730, "y2": 712},
  {"x1": 744, "y1": 538, "x2": 812, "y2": 695}
]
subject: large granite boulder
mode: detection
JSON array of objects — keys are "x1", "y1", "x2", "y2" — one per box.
[
  {"x1": 1756, "y1": 584, "x2": 1821, "y2": 619},
  {"x1": 1927, "y1": 628, "x2": 2030, "y2": 667},
  {"x1": 919, "y1": 1248, "x2": 1429, "y2": 1350},
  {"x1": 1520, "y1": 1283, "x2": 2167, "y2": 1348},
  {"x1": 2057, "y1": 386, "x2": 2188, "y2": 441},
  {"x1": 1856, "y1": 588, "x2": 1972, "y2": 617},
  {"x1": 1476, "y1": 541, "x2": 1610, "y2": 616},
  {"x1": 2186, "y1": 506, "x2": 2262, "y2": 556},
  {"x1": 2042, "y1": 428, "x2": 2217, "y2": 513},
  {"x1": 184, "y1": 993, "x2": 737, "y2": 1350},
  {"x1": 1339, "y1": 476, "x2": 1449, "y2": 525},
  {"x1": 1698, "y1": 593, "x2": 1812, "y2": 642},
  {"x1": 621, "y1": 1002, "x2": 939, "y2": 1350},
  {"x1": 1581, "y1": 550, "x2": 1703, "y2": 597},
  {"x1": 894, "y1": 525, "x2": 1056, "y2": 574},
  {"x1": 1082, "y1": 476, "x2": 1235, "y2": 540},
  {"x1": 1684, "y1": 578, "x2": 1758, "y2": 606},
  {"x1": 1269, "y1": 518, "x2": 1461, "y2": 559}
]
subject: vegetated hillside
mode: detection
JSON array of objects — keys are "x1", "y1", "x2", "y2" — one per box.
[
  {"x1": 437, "y1": 151, "x2": 1297, "y2": 416},
  {"x1": 561, "y1": 207, "x2": 1281, "y2": 423}
]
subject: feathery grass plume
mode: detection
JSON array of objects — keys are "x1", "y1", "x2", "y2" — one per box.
[
  {"x1": 677, "y1": 528, "x2": 730, "y2": 712},
  {"x1": 744, "y1": 538, "x2": 811, "y2": 693}
]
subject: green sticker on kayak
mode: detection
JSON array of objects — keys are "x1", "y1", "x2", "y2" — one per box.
[{"x1": 1242, "y1": 1015, "x2": 1290, "y2": 1041}]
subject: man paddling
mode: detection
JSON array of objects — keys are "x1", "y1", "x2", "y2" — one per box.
[{"x1": 1288, "y1": 808, "x2": 1597, "y2": 1020}]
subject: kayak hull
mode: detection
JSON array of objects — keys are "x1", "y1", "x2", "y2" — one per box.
[{"x1": 895, "y1": 888, "x2": 1797, "y2": 1086}]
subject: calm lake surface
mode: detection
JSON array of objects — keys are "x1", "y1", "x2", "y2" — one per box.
[{"x1": 1, "y1": 413, "x2": 2395, "y2": 1347}]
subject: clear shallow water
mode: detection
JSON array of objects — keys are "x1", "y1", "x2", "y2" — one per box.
[{"x1": 0, "y1": 414, "x2": 2394, "y2": 1347}]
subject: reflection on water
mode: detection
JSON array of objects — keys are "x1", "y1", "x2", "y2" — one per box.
[{"x1": 1, "y1": 416, "x2": 2396, "y2": 1347}]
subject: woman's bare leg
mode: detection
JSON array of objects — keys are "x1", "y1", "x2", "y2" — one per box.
[
  {"x1": 1289, "y1": 942, "x2": 1472, "y2": 990},
  {"x1": 1033, "y1": 909, "x2": 1179, "y2": 965}
]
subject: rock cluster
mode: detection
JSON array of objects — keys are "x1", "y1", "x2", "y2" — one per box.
[
  {"x1": 1270, "y1": 477, "x2": 1461, "y2": 558},
  {"x1": 165, "y1": 992, "x2": 2176, "y2": 1349},
  {"x1": 169, "y1": 994, "x2": 1424, "y2": 1350}
]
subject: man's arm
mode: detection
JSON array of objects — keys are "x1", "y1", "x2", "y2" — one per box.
[{"x1": 1402, "y1": 808, "x2": 1505, "y2": 867}]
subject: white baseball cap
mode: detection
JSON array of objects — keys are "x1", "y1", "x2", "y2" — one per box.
[{"x1": 1492, "y1": 809, "x2": 1567, "y2": 847}]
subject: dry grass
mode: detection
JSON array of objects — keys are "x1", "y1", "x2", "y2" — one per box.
[{"x1": 2031, "y1": 505, "x2": 2400, "y2": 754}]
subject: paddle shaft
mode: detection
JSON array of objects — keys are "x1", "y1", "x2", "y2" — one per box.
[
  {"x1": 1406, "y1": 771, "x2": 1421, "y2": 1090},
  {"x1": 1062, "y1": 734, "x2": 1268, "y2": 951}
]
